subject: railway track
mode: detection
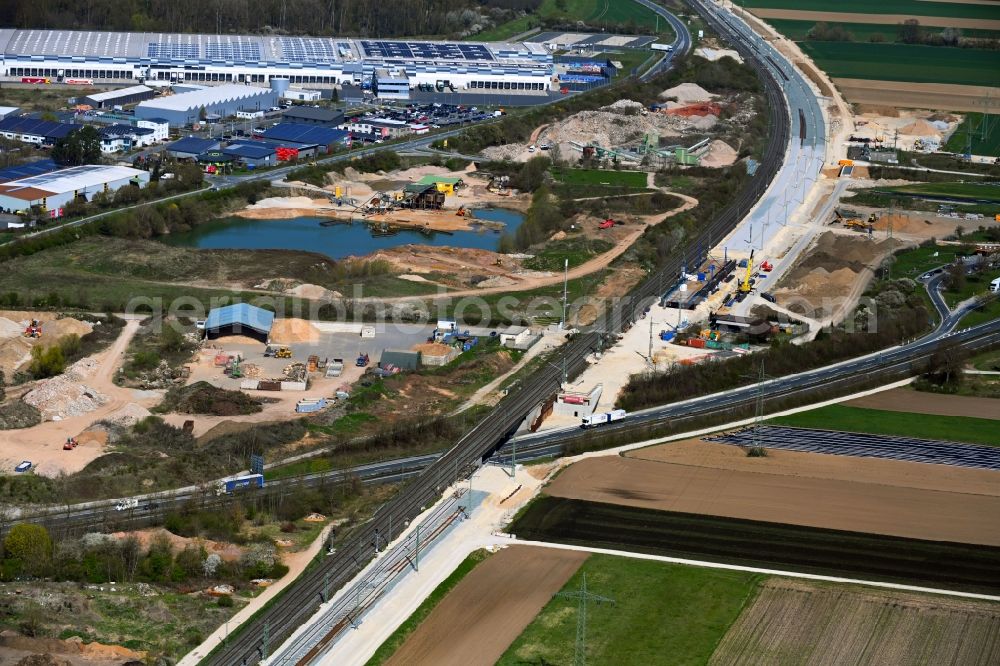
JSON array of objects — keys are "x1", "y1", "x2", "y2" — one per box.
[{"x1": 201, "y1": 2, "x2": 792, "y2": 663}]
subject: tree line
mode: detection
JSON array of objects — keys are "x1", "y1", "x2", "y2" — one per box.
[{"x1": 1, "y1": 0, "x2": 540, "y2": 39}]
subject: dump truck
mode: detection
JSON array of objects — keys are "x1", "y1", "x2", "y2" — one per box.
[
  {"x1": 581, "y1": 409, "x2": 627, "y2": 429},
  {"x1": 23, "y1": 319, "x2": 42, "y2": 338},
  {"x1": 326, "y1": 358, "x2": 344, "y2": 377}
]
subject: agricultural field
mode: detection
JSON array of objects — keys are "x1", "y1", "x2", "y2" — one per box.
[
  {"x1": 711, "y1": 578, "x2": 1000, "y2": 666},
  {"x1": 797, "y1": 42, "x2": 1000, "y2": 87},
  {"x1": 381, "y1": 546, "x2": 588, "y2": 666},
  {"x1": 763, "y1": 19, "x2": 1000, "y2": 43},
  {"x1": 770, "y1": 404, "x2": 1000, "y2": 446},
  {"x1": 510, "y1": 496, "x2": 1000, "y2": 593},
  {"x1": 888, "y1": 243, "x2": 964, "y2": 280},
  {"x1": 944, "y1": 113, "x2": 1000, "y2": 157},
  {"x1": 499, "y1": 554, "x2": 760, "y2": 666},
  {"x1": 541, "y1": 454, "x2": 1000, "y2": 544},
  {"x1": 742, "y1": 0, "x2": 1000, "y2": 20}
]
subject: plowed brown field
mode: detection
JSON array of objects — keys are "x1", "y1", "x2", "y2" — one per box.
[
  {"x1": 833, "y1": 78, "x2": 1000, "y2": 112},
  {"x1": 844, "y1": 387, "x2": 1000, "y2": 420},
  {"x1": 710, "y1": 578, "x2": 1000, "y2": 665},
  {"x1": 386, "y1": 546, "x2": 588, "y2": 666},
  {"x1": 546, "y1": 453, "x2": 1000, "y2": 545}
]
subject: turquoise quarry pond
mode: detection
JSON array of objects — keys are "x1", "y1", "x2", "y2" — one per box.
[{"x1": 164, "y1": 208, "x2": 523, "y2": 259}]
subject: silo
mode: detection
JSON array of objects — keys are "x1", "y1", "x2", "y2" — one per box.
[{"x1": 270, "y1": 77, "x2": 290, "y2": 98}]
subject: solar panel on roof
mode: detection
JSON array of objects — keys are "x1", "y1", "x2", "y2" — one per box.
[
  {"x1": 147, "y1": 42, "x2": 199, "y2": 59},
  {"x1": 204, "y1": 41, "x2": 261, "y2": 61}
]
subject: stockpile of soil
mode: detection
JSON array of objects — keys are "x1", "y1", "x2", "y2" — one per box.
[
  {"x1": 700, "y1": 140, "x2": 738, "y2": 168},
  {"x1": 269, "y1": 318, "x2": 320, "y2": 343},
  {"x1": 899, "y1": 119, "x2": 939, "y2": 137},
  {"x1": 159, "y1": 381, "x2": 262, "y2": 416},
  {"x1": 0, "y1": 314, "x2": 94, "y2": 375},
  {"x1": 412, "y1": 342, "x2": 455, "y2": 356},
  {"x1": 772, "y1": 232, "x2": 902, "y2": 318},
  {"x1": 660, "y1": 82, "x2": 716, "y2": 103},
  {"x1": 23, "y1": 377, "x2": 108, "y2": 421}
]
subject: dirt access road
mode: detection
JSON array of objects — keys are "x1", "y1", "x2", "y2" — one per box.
[
  {"x1": 386, "y1": 545, "x2": 588, "y2": 666},
  {"x1": 0, "y1": 318, "x2": 162, "y2": 477},
  {"x1": 545, "y1": 448, "x2": 1000, "y2": 545},
  {"x1": 385, "y1": 186, "x2": 699, "y2": 301}
]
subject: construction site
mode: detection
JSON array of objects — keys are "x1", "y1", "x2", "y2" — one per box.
[{"x1": 481, "y1": 83, "x2": 745, "y2": 169}]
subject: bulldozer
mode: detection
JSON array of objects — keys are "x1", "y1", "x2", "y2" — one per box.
[
  {"x1": 266, "y1": 345, "x2": 292, "y2": 359},
  {"x1": 23, "y1": 319, "x2": 42, "y2": 338}
]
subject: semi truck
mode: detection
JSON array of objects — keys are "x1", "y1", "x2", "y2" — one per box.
[
  {"x1": 216, "y1": 474, "x2": 264, "y2": 495},
  {"x1": 581, "y1": 409, "x2": 627, "y2": 428}
]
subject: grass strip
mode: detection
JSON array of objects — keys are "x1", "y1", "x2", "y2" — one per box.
[{"x1": 769, "y1": 404, "x2": 1000, "y2": 446}]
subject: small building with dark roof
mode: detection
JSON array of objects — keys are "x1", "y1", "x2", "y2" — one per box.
[
  {"x1": 379, "y1": 349, "x2": 420, "y2": 371},
  {"x1": 0, "y1": 116, "x2": 83, "y2": 145},
  {"x1": 280, "y1": 106, "x2": 345, "y2": 127},
  {"x1": 204, "y1": 303, "x2": 274, "y2": 343},
  {"x1": 222, "y1": 142, "x2": 277, "y2": 168},
  {"x1": 261, "y1": 122, "x2": 350, "y2": 153},
  {"x1": 167, "y1": 136, "x2": 221, "y2": 160}
]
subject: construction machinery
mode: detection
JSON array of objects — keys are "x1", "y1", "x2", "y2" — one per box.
[
  {"x1": 265, "y1": 345, "x2": 292, "y2": 359},
  {"x1": 599, "y1": 219, "x2": 615, "y2": 230},
  {"x1": 23, "y1": 319, "x2": 42, "y2": 338},
  {"x1": 230, "y1": 357, "x2": 243, "y2": 379},
  {"x1": 738, "y1": 250, "x2": 755, "y2": 296},
  {"x1": 356, "y1": 353, "x2": 370, "y2": 367},
  {"x1": 760, "y1": 260, "x2": 774, "y2": 272},
  {"x1": 63, "y1": 437, "x2": 78, "y2": 451}
]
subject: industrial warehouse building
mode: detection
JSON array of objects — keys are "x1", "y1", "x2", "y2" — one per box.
[
  {"x1": 281, "y1": 106, "x2": 345, "y2": 127},
  {"x1": 0, "y1": 116, "x2": 82, "y2": 145},
  {"x1": 166, "y1": 136, "x2": 221, "y2": 160},
  {"x1": 82, "y1": 84, "x2": 156, "y2": 109},
  {"x1": 0, "y1": 29, "x2": 554, "y2": 97},
  {"x1": 134, "y1": 83, "x2": 279, "y2": 127},
  {"x1": 203, "y1": 304, "x2": 274, "y2": 343},
  {"x1": 0, "y1": 165, "x2": 149, "y2": 216},
  {"x1": 261, "y1": 123, "x2": 350, "y2": 154}
]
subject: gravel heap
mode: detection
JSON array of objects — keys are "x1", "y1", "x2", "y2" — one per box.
[{"x1": 24, "y1": 376, "x2": 108, "y2": 421}]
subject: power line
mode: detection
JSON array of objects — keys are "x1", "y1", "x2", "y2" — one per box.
[{"x1": 557, "y1": 573, "x2": 615, "y2": 666}]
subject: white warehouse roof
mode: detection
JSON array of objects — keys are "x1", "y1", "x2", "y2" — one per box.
[
  {"x1": 0, "y1": 164, "x2": 146, "y2": 197},
  {"x1": 136, "y1": 84, "x2": 272, "y2": 113},
  {"x1": 85, "y1": 84, "x2": 154, "y2": 103}
]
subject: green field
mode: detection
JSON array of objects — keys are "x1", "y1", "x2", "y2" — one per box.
[
  {"x1": 523, "y1": 237, "x2": 614, "y2": 271},
  {"x1": 798, "y1": 42, "x2": 1000, "y2": 87},
  {"x1": 945, "y1": 267, "x2": 1000, "y2": 307},
  {"x1": 960, "y1": 295, "x2": 1000, "y2": 327},
  {"x1": 743, "y1": 0, "x2": 1000, "y2": 20},
  {"x1": 765, "y1": 19, "x2": 1000, "y2": 43},
  {"x1": 877, "y1": 181, "x2": 1000, "y2": 202},
  {"x1": 888, "y1": 243, "x2": 963, "y2": 279},
  {"x1": 511, "y1": 497, "x2": 1000, "y2": 593},
  {"x1": 551, "y1": 167, "x2": 649, "y2": 188},
  {"x1": 770, "y1": 404, "x2": 1000, "y2": 446},
  {"x1": 498, "y1": 554, "x2": 759, "y2": 666},
  {"x1": 944, "y1": 113, "x2": 1000, "y2": 157}
]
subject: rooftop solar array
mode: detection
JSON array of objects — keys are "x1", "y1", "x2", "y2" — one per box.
[
  {"x1": 360, "y1": 40, "x2": 493, "y2": 62},
  {"x1": 0, "y1": 116, "x2": 82, "y2": 140},
  {"x1": 0, "y1": 159, "x2": 58, "y2": 184},
  {"x1": 204, "y1": 40, "x2": 261, "y2": 62},
  {"x1": 147, "y1": 42, "x2": 200, "y2": 60},
  {"x1": 277, "y1": 37, "x2": 339, "y2": 63}
]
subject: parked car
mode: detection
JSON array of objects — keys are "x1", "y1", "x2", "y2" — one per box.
[{"x1": 14, "y1": 461, "x2": 32, "y2": 473}]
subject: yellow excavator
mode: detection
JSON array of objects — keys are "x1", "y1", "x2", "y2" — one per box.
[{"x1": 739, "y1": 250, "x2": 755, "y2": 295}]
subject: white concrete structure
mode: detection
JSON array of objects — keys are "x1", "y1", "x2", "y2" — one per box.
[
  {"x1": 135, "y1": 117, "x2": 169, "y2": 141},
  {"x1": 0, "y1": 164, "x2": 149, "y2": 216},
  {"x1": 0, "y1": 29, "x2": 553, "y2": 97},
  {"x1": 283, "y1": 88, "x2": 322, "y2": 102}
]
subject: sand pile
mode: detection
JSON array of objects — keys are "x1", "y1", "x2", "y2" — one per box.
[
  {"x1": 0, "y1": 317, "x2": 22, "y2": 338},
  {"x1": 696, "y1": 47, "x2": 743, "y2": 63},
  {"x1": 691, "y1": 114, "x2": 718, "y2": 130},
  {"x1": 660, "y1": 83, "x2": 715, "y2": 103},
  {"x1": 476, "y1": 275, "x2": 517, "y2": 289},
  {"x1": 700, "y1": 140, "x2": 738, "y2": 168},
  {"x1": 899, "y1": 119, "x2": 939, "y2": 136},
  {"x1": 24, "y1": 376, "x2": 108, "y2": 421},
  {"x1": 287, "y1": 283, "x2": 332, "y2": 300},
  {"x1": 269, "y1": 318, "x2": 320, "y2": 343},
  {"x1": 603, "y1": 99, "x2": 646, "y2": 112},
  {"x1": 413, "y1": 342, "x2": 454, "y2": 356},
  {"x1": 0, "y1": 337, "x2": 32, "y2": 374},
  {"x1": 40, "y1": 317, "x2": 93, "y2": 339},
  {"x1": 247, "y1": 196, "x2": 324, "y2": 209}
]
